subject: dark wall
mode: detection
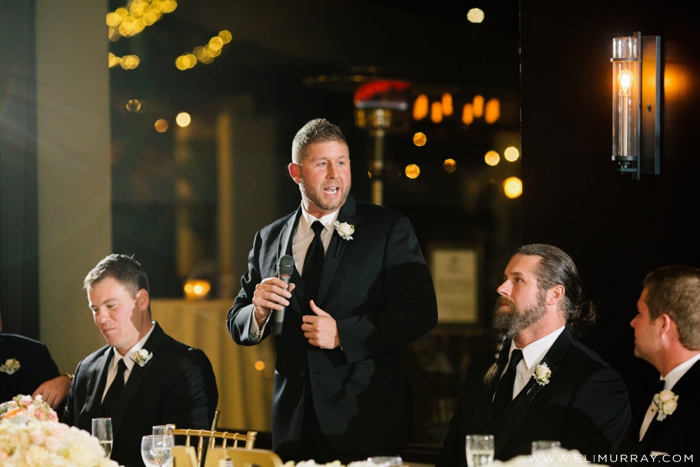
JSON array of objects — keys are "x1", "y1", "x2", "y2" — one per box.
[
  {"x1": 520, "y1": 0, "x2": 700, "y2": 407},
  {"x1": 0, "y1": 2, "x2": 39, "y2": 337}
]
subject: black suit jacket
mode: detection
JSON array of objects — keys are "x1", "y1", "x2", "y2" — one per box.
[
  {"x1": 0, "y1": 333, "x2": 60, "y2": 402},
  {"x1": 621, "y1": 360, "x2": 700, "y2": 464},
  {"x1": 62, "y1": 322, "x2": 218, "y2": 467},
  {"x1": 437, "y1": 328, "x2": 631, "y2": 466},
  {"x1": 227, "y1": 196, "x2": 438, "y2": 458}
]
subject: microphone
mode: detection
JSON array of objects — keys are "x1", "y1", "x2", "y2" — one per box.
[{"x1": 274, "y1": 255, "x2": 295, "y2": 336}]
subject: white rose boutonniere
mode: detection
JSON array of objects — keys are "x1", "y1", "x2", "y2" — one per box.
[
  {"x1": 0, "y1": 358, "x2": 21, "y2": 375},
  {"x1": 532, "y1": 363, "x2": 552, "y2": 386},
  {"x1": 653, "y1": 389, "x2": 679, "y2": 421},
  {"x1": 131, "y1": 349, "x2": 153, "y2": 367},
  {"x1": 333, "y1": 221, "x2": 354, "y2": 241}
]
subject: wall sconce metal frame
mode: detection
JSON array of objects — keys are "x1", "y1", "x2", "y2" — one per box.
[{"x1": 611, "y1": 31, "x2": 661, "y2": 179}]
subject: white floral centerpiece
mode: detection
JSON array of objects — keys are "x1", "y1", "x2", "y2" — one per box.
[{"x1": 0, "y1": 394, "x2": 121, "y2": 467}]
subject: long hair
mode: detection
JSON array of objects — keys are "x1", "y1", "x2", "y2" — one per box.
[{"x1": 483, "y1": 244, "x2": 594, "y2": 385}]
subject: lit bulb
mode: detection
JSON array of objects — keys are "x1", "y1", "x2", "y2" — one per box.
[{"x1": 618, "y1": 70, "x2": 633, "y2": 94}]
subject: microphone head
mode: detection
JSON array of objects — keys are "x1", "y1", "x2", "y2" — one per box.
[{"x1": 277, "y1": 255, "x2": 295, "y2": 276}]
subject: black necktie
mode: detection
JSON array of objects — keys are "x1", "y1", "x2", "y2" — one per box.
[
  {"x1": 102, "y1": 359, "x2": 127, "y2": 416},
  {"x1": 302, "y1": 221, "x2": 325, "y2": 300},
  {"x1": 492, "y1": 349, "x2": 523, "y2": 421}
]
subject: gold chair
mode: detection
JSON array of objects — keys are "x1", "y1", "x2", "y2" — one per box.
[{"x1": 170, "y1": 428, "x2": 257, "y2": 467}]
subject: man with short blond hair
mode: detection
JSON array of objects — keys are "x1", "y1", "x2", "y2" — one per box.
[
  {"x1": 64, "y1": 254, "x2": 218, "y2": 467},
  {"x1": 228, "y1": 118, "x2": 437, "y2": 463}
]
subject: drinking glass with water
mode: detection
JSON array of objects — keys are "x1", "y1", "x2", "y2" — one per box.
[{"x1": 466, "y1": 434, "x2": 494, "y2": 467}]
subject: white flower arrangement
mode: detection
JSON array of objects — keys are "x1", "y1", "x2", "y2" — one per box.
[
  {"x1": 653, "y1": 389, "x2": 679, "y2": 421},
  {"x1": 0, "y1": 358, "x2": 20, "y2": 375},
  {"x1": 333, "y1": 221, "x2": 355, "y2": 241},
  {"x1": 0, "y1": 394, "x2": 120, "y2": 467},
  {"x1": 131, "y1": 348, "x2": 153, "y2": 367},
  {"x1": 532, "y1": 363, "x2": 552, "y2": 386}
]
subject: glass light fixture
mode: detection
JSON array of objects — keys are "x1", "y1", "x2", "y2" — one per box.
[{"x1": 611, "y1": 32, "x2": 661, "y2": 179}]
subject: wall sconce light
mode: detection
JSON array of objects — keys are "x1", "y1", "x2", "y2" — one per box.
[{"x1": 611, "y1": 32, "x2": 661, "y2": 179}]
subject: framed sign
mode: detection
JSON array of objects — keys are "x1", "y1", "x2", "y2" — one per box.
[{"x1": 429, "y1": 246, "x2": 479, "y2": 323}]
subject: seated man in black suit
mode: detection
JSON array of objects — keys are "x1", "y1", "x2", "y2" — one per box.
[
  {"x1": 63, "y1": 254, "x2": 218, "y2": 467},
  {"x1": 0, "y1": 312, "x2": 71, "y2": 408},
  {"x1": 622, "y1": 265, "x2": 700, "y2": 462},
  {"x1": 437, "y1": 244, "x2": 631, "y2": 466}
]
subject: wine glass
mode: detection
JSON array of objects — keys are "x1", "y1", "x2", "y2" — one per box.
[
  {"x1": 141, "y1": 434, "x2": 174, "y2": 467},
  {"x1": 92, "y1": 418, "x2": 113, "y2": 458},
  {"x1": 465, "y1": 434, "x2": 494, "y2": 467}
]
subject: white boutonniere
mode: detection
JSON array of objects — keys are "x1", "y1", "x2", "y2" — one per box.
[
  {"x1": 653, "y1": 389, "x2": 679, "y2": 421},
  {"x1": 131, "y1": 349, "x2": 153, "y2": 367},
  {"x1": 0, "y1": 358, "x2": 21, "y2": 375},
  {"x1": 532, "y1": 362, "x2": 551, "y2": 386},
  {"x1": 333, "y1": 221, "x2": 354, "y2": 241}
]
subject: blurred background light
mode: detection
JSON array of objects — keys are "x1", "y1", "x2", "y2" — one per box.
[
  {"x1": 413, "y1": 94, "x2": 429, "y2": 120},
  {"x1": 443, "y1": 159, "x2": 457, "y2": 173},
  {"x1": 176, "y1": 112, "x2": 191, "y2": 127},
  {"x1": 503, "y1": 177, "x2": 523, "y2": 198},
  {"x1": 413, "y1": 132, "x2": 427, "y2": 147},
  {"x1": 484, "y1": 150, "x2": 500, "y2": 166},
  {"x1": 467, "y1": 8, "x2": 485, "y2": 23},
  {"x1": 154, "y1": 119, "x2": 168, "y2": 133},
  {"x1": 405, "y1": 164, "x2": 420, "y2": 179},
  {"x1": 504, "y1": 146, "x2": 520, "y2": 162}
]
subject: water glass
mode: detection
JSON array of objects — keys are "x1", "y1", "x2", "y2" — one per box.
[
  {"x1": 367, "y1": 456, "x2": 403, "y2": 466},
  {"x1": 466, "y1": 434, "x2": 494, "y2": 467},
  {"x1": 153, "y1": 425, "x2": 174, "y2": 436},
  {"x1": 141, "y1": 434, "x2": 174, "y2": 467},
  {"x1": 92, "y1": 418, "x2": 113, "y2": 458},
  {"x1": 531, "y1": 440, "x2": 561, "y2": 454}
]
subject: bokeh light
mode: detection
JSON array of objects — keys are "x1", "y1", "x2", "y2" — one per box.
[
  {"x1": 430, "y1": 101, "x2": 443, "y2": 123},
  {"x1": 504, "y1": 147, "x2": 520, "y2": 162},
  {"x1": 484, "y1": 98, "x2": 500, "y2": 123},
  {"x1": 413, "y1": 132, "x2": 427, "y2": 147},
  {"x1": 467, "y1": 8, "x2": 485, "y2": 23},
  {"x1": 413, "y1": 94, "x2": 429, "y2": 120},
  {"x1": 443, "y1": 159, "x2": 457, "y2": 173},
  {"x1": 176, "y1": 112, "x2": 191, "y2": 127},
  {"x1": 126, "y1": 99, "x2": 142, "y2": 112},
  {"x1": 484, "y1": 150, "x2": 500, "y2": 166},
  {"x1": 405, "y1": 164, "x2": 420, "y2": 179},
  {"x1": 154, "y1": 119, "x2": 168, "y2": 133},
  {"x1": 503, "y1": 177, "x2": 523, "y2": 198}
]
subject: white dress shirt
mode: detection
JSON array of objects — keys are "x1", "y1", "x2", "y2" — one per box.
[
  {"x1": 102, "y1": 321, "x2": 156, "y2": 402},
  {"x1": 639, "y1": 353, "x2": 700, "y2": 440},
  {"x1": 502, "y1": 325, "x2": 566, "y2": 400}
]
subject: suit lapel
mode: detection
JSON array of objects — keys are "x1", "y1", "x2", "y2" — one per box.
[
  {"x1": 278, "y1": 209, "x2": 302, "y2": 315},
  {"x1": 316, "y1": 199, "x2": 356, "y2": 306},
  {"x1": 495, "y1": 329, "x2": 571, "y2": 457},
  {"x1": 112, "y1": 323, "x2": 164, "y2": 436},
  {"x1": 86, "y1": 348, "x2": 113, "y2": 419}
]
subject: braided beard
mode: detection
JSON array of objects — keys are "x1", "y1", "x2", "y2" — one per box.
[{"x1": 492, "y1": 289, "x2": 547, "y2": 339}]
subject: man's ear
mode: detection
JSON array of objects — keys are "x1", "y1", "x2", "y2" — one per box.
[
  {"x1": 136, "y1": 288, "x2": 150, "y2": 313},
  {"x1": 288, "y1": 163, "x2": 300, "y2": 184},
  {"x1": 547, "y1": 284, "x2": 565, "y2": 306}
]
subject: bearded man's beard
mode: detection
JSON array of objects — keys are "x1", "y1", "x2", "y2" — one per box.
[{"x1": 492, "y1": 289, "x2": 547, "y2": 338}]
